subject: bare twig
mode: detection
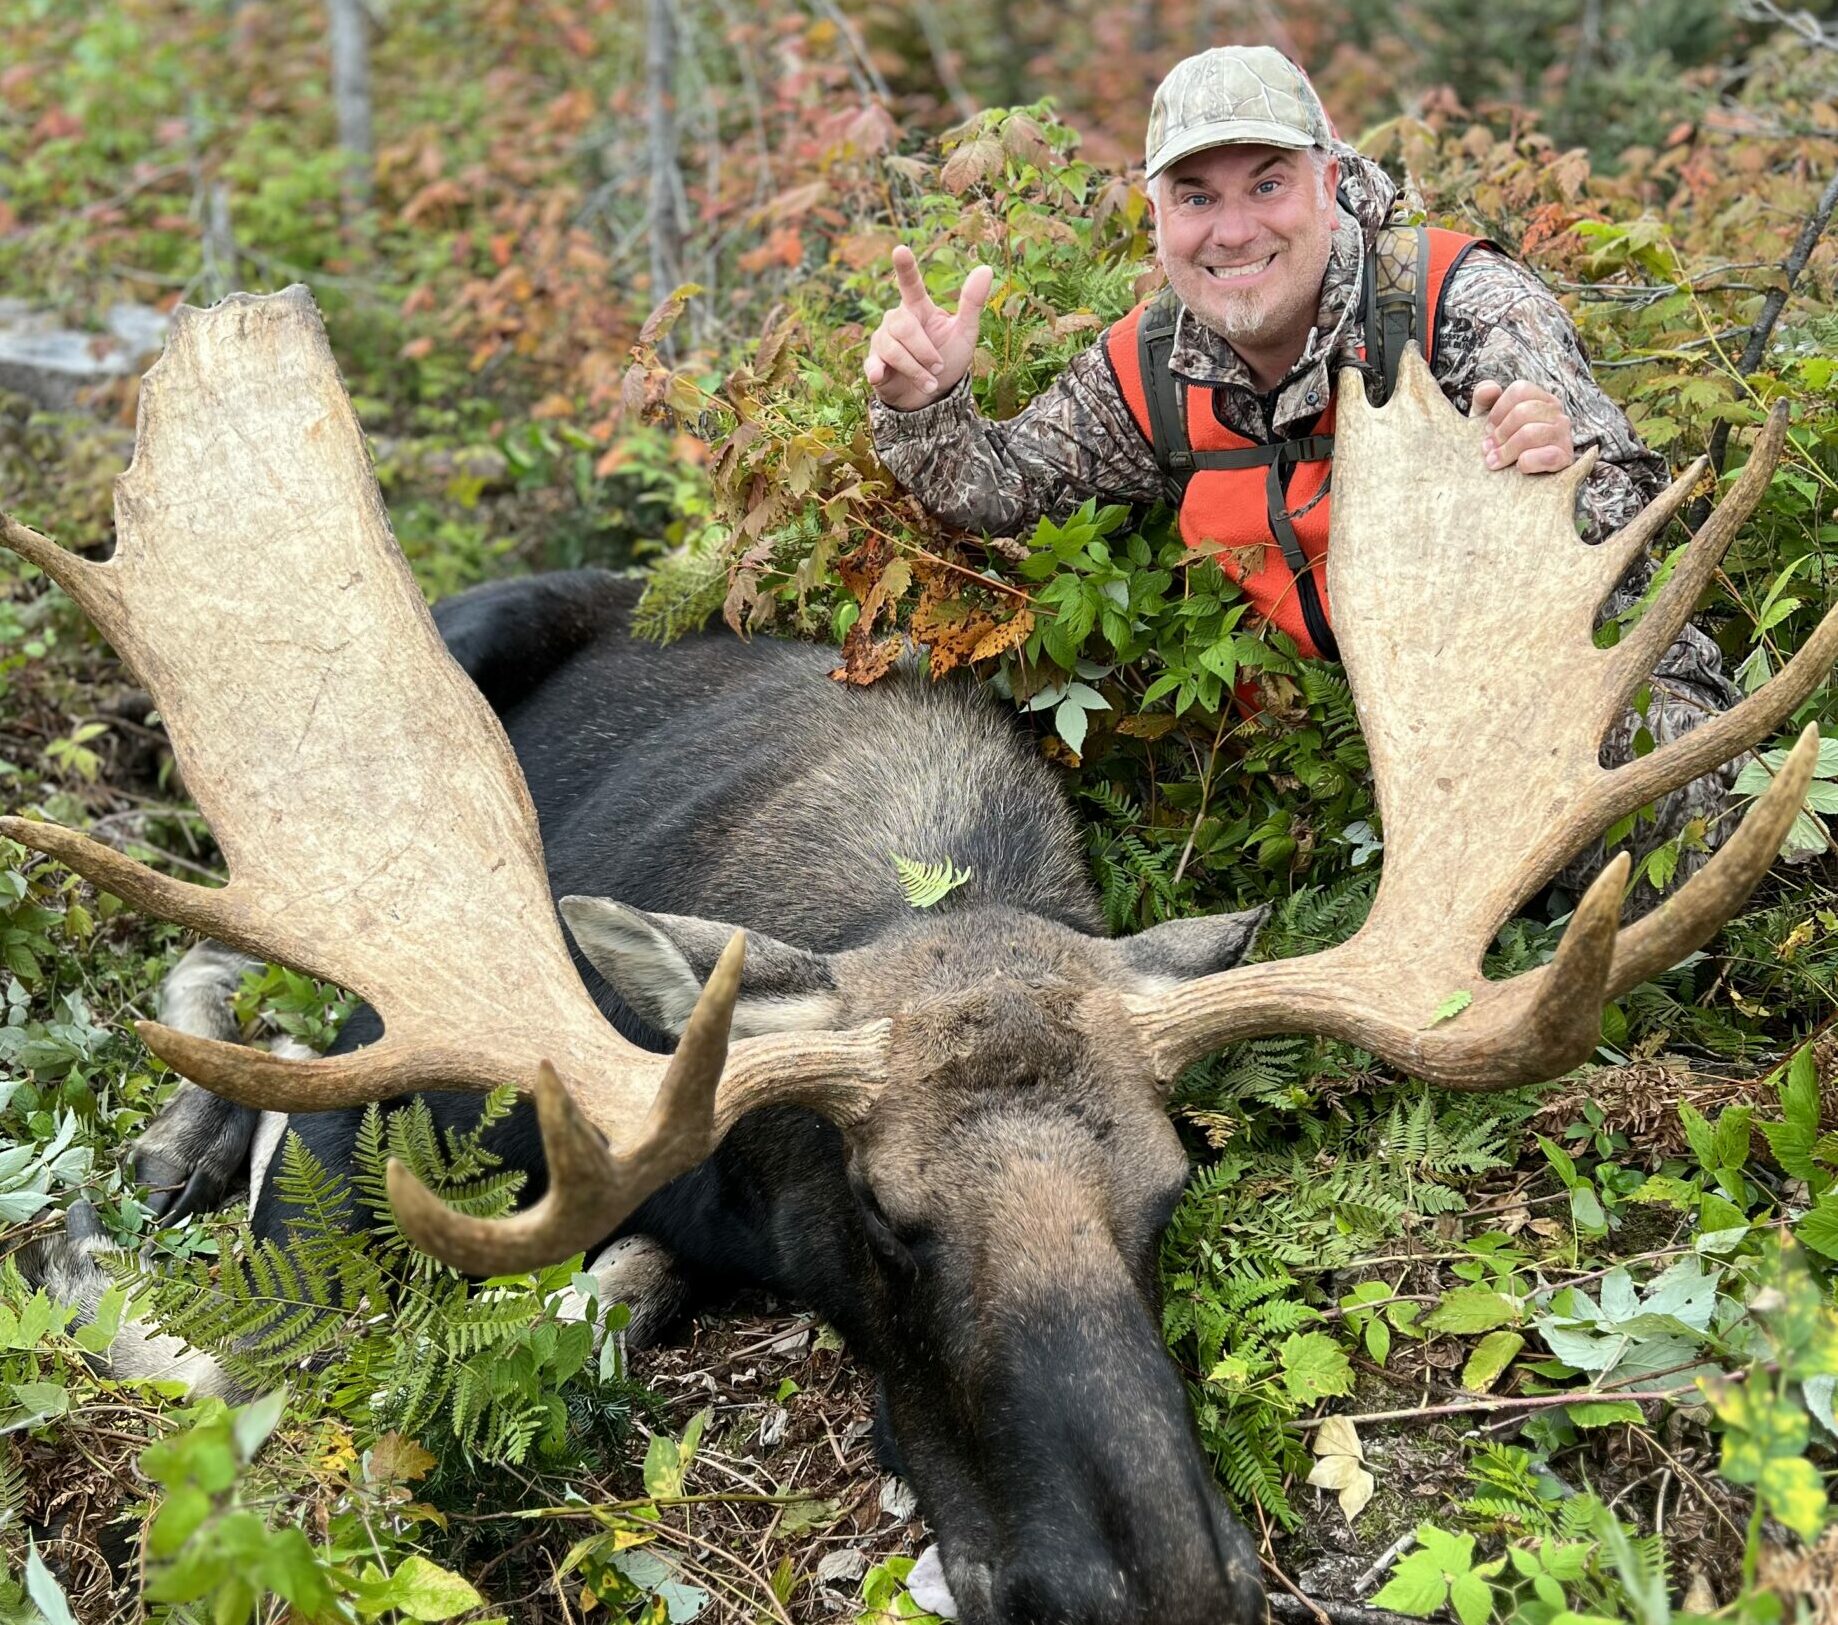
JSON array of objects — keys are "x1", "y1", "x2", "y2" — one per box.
[
  {"x1": 1686, "y1": 154, "x2": 1838, "y2": 520},
  {"x1": 802, "y1": 0, "x2": 890, "y2": 104},
  {"x1": 1353, "y1": 1529, "x2": 1419, "y2": 1597},
  {"x1": 1293, "y1": 1386, "x2": 1691, "y2": 1429},
  {"x1": 1736, "y1": 0, "x2": 1838, "y2": 52}
]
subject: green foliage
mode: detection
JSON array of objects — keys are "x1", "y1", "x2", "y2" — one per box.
[{"x1": 134, "y1": 1090, "x2": 625, "y2": 1468}]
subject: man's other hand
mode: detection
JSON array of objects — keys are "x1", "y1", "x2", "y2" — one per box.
[
  {"x1": 1472, "y1": 379, "x2": 1575, "y2": 474},
  {"x1": 864, "y1": 246, "x2": 994, "y2": 411}
]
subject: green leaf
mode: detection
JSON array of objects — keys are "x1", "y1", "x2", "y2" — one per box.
[
  {"x1": 1537, "y1": 1134, "x2": 1580, "y2": 1191},
  {"x1": 1278, "y1": 1331, "x2": 1354, "y2": 1403},
  {"x1": 1564, "y1": 1399, "x2": 1645, "y2": 1428},
  {"x1": 1426, "y1": 989, "x2": 1472, "y2": 1027},
  {"x1": 1678, "y1": 1101, "x2": 1718, "y2": 1173},
  {"x1": 1796, "y1": 1193, "x2": 1838, "y2": 1261},
  {"x1": 72, "y1": 1284, "x2": 128, "y2": 1355},
  {"x1": 1712, "y1": 1105, "x2": 1754, "y2": 1172},
  {"x1": 1757, "y1": 1453, "x2": 1827, "y2": 1542},
  {"x1": 4, "y1": 1381, "x2": 70, "y2": 1431},
  {"x1": 1372, "y1": 1549, "x2": 1451, "y2": 1616},
  {"x1": 1423, "y1": 1288, "x2": 1521, "y2": 1335},
  {"x1": 232, "y1": 1388, "x2": 288, "y2": 1463},
  {"x1": 25, "y1": 1543, "x2": 79, "y2": 1625},
  {"x1": 359, "y1": 1556, "x2": 485, "y2": 1622},
  {"x1": 890, "y1": 854, "x2": 973, "y2": 909},
  {"x1": 1448, "y1": 1570, "x2": 1495, "y2": 1625},
  {"x1": 1461, "y1": 1331, "x2": 1524, "y2": 1393}
]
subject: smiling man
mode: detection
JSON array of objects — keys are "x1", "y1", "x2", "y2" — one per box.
[{"x1": 865, "y1": 45, "x2": 1743, "y2": 905}]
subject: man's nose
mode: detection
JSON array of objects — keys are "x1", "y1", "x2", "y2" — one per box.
[{"x1": 1208, "y1": 205, "x2": 1261, "y2": 252}]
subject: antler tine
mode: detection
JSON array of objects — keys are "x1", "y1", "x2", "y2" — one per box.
[
  {"x1": 386, "y1": 934, "x2": 745, "y2": 1275},
  {"x1": 1603, "y1": 403, "x2": 1790, "y2": 721},
  {"x1": 1127, "y1": 346, "x2": 1837, "y2": 1095},
  {"x1": 1606, "y1": 721, "x2": 1822, "y2": 995},
  {"x1": 0, "y1": 817, "x2": 247, "y2": 943},
  {"x1": 1596, "y1": 454, "x2": 1710, "y2": 585},
  {"x1": 1584, "y1": 599, "x2": 1838, "y2": 834},
  {"x1": 2, "y1": 288, "x2": 892, "y2": 1277}
]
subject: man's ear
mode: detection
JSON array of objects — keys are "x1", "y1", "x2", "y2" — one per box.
[
  {"x1": 559, "y1": 897, "x2": 846, "y2": 1039},
  {"x1": 1105, "y1": 905, "x2": 1269, "y2": 992}
]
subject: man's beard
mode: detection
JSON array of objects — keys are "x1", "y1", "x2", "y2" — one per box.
[{"x1": 1179, "y1": 258, "x2": 1318, "y2": 348}]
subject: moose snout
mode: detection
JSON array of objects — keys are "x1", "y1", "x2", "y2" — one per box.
[
  {"x1": 973, "y1": 1289, "x2": 1266, "y2": 1625},
  {"x1": 986, "y1": 1485, "x2": 1263, "y2": 1625}
]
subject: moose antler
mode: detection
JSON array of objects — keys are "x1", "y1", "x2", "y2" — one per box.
[
  {"x1": 1129, "y1": 347, "x2": 1835, "y2": 1089},
  {"x1": 0, "y1": 288, "x2": 889, "y2": 1275}
]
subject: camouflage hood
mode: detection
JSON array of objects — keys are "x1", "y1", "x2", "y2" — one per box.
[{"x1": 1164, "y1": 144, "x2": 1398, "y2": 413}]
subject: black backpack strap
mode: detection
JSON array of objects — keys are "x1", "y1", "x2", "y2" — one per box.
[
  {"x1": 1265, "y1": 443, "x2": 1340, "y2": 663},
  {"x1": 1136, "y1": 288, "x2": 1193, "y2": 505},
  {"x1": 1182, "y1": 436, "x2": 1341, "y2": 663},
  {"x1": 1363, "y1": 223, "x2": 1430, "y2": 406}
]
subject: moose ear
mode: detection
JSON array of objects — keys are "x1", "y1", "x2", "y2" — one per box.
[
  {"x1": 1107, "y1": 906, "x2": 1269, "y2": 991},
  {"x1": 559, "y1": 897, "x2": 846, "y2": 1039}
]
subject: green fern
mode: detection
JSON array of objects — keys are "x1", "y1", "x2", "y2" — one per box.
[
  {"x1": 891, "y1": 852, "x2": 974, "y2": 908},
  {"x1": 132, "y1": 1087, "x2": 625, "y2": 1468}
]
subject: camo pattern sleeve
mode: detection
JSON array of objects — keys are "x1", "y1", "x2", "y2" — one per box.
[
  {"x1": 1429, "y1": 247, "x2": 1745, "y2": 913},
  {"x1": 868, "y1": 338, "x2": 1164, "y2": 535}
]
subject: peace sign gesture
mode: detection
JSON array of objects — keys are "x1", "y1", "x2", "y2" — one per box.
[{"x1": 864, "y1": 245, "x2": 995, "y2": 412}]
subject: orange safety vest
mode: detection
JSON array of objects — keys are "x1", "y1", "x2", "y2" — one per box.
[{"x1": 1106, "y1": 225, "x2": 1486, "y2": 661}]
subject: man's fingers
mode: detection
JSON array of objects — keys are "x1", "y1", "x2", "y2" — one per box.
[
  {"x1": 864, "y1": 353, "x2": 886, "y2": 386},
  {"x1": 1515, "y1": 443, "x2": 1575, "y2": 474},
  {"x1": 888, "y1": 307, "x2": 946, "y2": 375},
  {"x1": 1489, "y1": 419, "x2": 1574, "y2": 473},
  {"x1": 1486, "y1": 397, "x2": 1563, "y2": 445},
  {"x1": 892, "y1": 245, "x2": 933, "y2": 312},
  {"x1": 873, "y1": 332, "x2": 940, "y2": 395},
  {"x1": 1470, "y1": 379, "x2": 1504, "y2": 418}
]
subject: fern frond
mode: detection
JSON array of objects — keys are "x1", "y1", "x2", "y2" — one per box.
[{"x1": 891, "y1": 853, "x2": 973, "y2": 908}]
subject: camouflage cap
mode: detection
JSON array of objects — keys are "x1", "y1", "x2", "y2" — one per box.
[{"x1": 1145, "y1": 46, "x2": 1333, "y2": 179}]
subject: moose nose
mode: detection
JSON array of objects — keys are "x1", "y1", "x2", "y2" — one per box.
[{"x1": 978, "y1": 1289, "x2": 1266, "y2": 1624}]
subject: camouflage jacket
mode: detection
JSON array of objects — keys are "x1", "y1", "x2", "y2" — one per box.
[{"x1": 871, "y1": 150, "x2": 1742, "y2": 907}]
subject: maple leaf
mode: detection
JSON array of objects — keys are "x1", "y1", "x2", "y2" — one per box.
[{"x1": 941, "y1": 132, "x2": 1004, "y2": 196}]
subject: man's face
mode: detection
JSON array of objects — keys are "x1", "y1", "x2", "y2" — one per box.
[{"x1": 1151, "y1": 144, "x2": 1339, "y2": 355}]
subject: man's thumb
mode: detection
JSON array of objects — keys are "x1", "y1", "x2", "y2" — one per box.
[{"x1": 954, "y1": 263, "x2": 994, "y2": 328}]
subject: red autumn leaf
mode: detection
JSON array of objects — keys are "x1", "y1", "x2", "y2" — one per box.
[{"x1": 940, "y1": 132, "x2": 1004, "y2": 196}]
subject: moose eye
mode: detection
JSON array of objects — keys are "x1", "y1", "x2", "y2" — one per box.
[{"x1": 851, "y1": 1177, "x2": 931, "y2": 1267}]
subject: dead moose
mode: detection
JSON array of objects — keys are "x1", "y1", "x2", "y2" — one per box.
[{"x1": 5, "y1": 288, "x2": 1834, "y2": 1625}]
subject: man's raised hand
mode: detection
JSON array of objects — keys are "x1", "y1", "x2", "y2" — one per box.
[{"x1": 864, "y1": 245, "x2": 994, "y2": 412}]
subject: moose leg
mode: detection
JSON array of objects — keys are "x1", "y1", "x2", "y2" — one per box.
[
  {"x1": 16, "y1": 1201, "x2": 241, "y2": 1397},
  {"x1": 132, "y1": 942, "x2": 266, "y2": 1219},
  {"x1": 553, "y1": 1234, "x2": 688, "y2": 1353}
]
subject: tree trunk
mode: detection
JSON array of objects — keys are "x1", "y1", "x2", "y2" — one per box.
[
  {"x1": 326, "y1": 0, "x2": 373, "y2": 215},
  {"x1": 648, "y1": 0, "x2": 685, "y2": 357}
]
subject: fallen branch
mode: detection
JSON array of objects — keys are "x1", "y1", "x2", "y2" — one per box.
[
  {"x1": 1292, "y1": 1386, "x2": 1692, "y2": 1430},
  {"x1": 1268, "y1": 1593, "x2": 1433, "y2": 1625}
]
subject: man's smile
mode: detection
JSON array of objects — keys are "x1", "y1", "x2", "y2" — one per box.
[{"x1": 1203, "y1": 254, "x2": 1276, "y2": 282}]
